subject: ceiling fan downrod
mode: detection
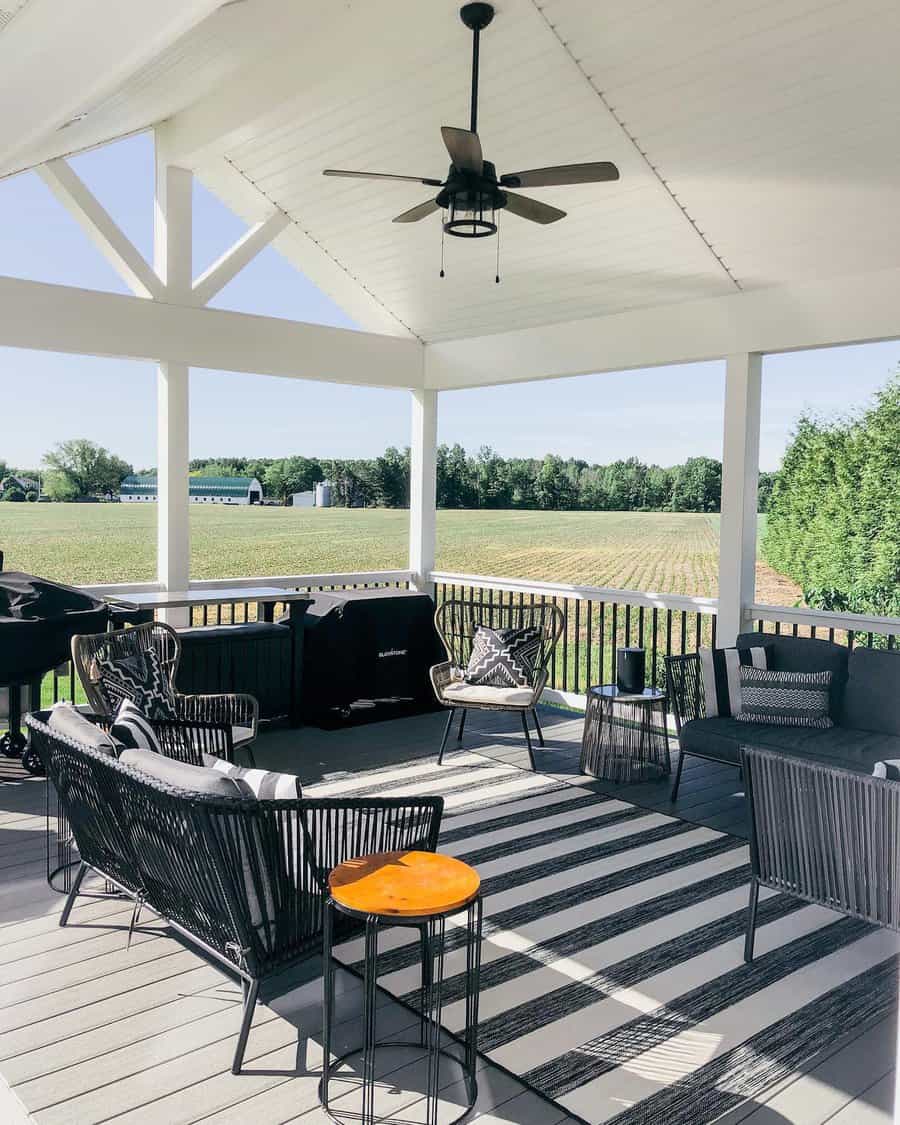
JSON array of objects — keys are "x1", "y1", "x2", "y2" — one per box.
[{"x1": 460, "y1": 3, "x2": 494, "y2": 134}]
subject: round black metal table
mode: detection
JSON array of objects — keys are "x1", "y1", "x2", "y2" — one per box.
[
  {"x1": 580, "y1": 685, "x2": 670, "y2": 782},
  {"x1": 321, "y1": 850, "x2": 483, "y2": 1125}
]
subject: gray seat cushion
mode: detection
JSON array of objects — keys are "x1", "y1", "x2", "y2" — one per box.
[
  {"x1": 736, "y1": 632, "x2": 849, "y2": 719},
  {"x1": 119, "y1": 748, "x2": 245, "y2": 797},
  {"x1": 842, "y1": 647, "x2": 900, "y2": 736},
  {"x1": 49, "y1": 702, "x2": 117, "y2": 757},
  {"x1": 680, "y1": 716, "x2": 900, "y2": 773}
]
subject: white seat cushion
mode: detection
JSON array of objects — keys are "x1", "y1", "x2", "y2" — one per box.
[
  {"x1": 442, "y1": 681, "x2": 534, "y2": 707},
  {"x1": 232, "y1": 724, "x2": 255, "y2": 747}
]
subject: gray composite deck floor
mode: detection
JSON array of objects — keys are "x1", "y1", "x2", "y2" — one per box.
[{"x1": 0, "y1": 706, "x2": 895, "y2": 1125}]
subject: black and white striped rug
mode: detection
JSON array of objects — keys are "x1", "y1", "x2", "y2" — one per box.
[{"x1": 310, "y1": 751, "x2": 900, "y2": 1124}]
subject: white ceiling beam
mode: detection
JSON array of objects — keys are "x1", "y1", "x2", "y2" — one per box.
[
  {"x1": 191, "y1": 210, "x2": 291, "y2": 306},
  {"x1": 0, "y1": 0, "x2": 221, "y2": 176},
  {"x1": 36, "y1": 158, "x2": 164, "y2": 300},
  {"x1": 0, "y1": 275, "x2": 424, "y2": 390},
  {"x1": 424, "y1": 266, "x2": 900, "y2": 389}
]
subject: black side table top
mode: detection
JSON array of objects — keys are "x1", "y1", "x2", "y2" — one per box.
[{"x1": 588, "y1": 684, "x2": 666, "y2": 704}]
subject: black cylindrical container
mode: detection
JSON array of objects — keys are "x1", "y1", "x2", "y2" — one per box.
[{"x1": 616, "y1": 647, "x2": 646, "y2": 694}]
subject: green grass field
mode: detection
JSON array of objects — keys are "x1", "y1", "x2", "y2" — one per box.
[
  {"x1": 0, "y1": 503, "x2": 738, "y2": 597},
  {"x1": 0, "y1": 503, "x2": 798, "y2": 601}
]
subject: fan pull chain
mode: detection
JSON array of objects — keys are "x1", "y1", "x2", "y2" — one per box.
[
  {"x1": 495, "y1": 212, "x2": 501, "y2": 284},
  {"x1": 439, "y1": 214, "x2": 446, "y2": 278}
]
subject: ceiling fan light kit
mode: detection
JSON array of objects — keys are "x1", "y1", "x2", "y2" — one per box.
[{"x1": 322, "y1": 3, "x2": 620, "y2": 279}]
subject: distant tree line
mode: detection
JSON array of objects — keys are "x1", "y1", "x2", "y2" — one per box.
[
  {"x1": 763, "y1": 374, "x2": 900, "y2": 617},
  {"x1": 191, "y1": 449, "x2": 779, "y2": 514},
  {"x1": 2, "y1": 445, "x2": 780, "y2": 513}
]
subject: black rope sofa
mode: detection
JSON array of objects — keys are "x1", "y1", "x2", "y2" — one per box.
[{"x1": 27, "y1": 710, "x2": 443, "y2": 1074}]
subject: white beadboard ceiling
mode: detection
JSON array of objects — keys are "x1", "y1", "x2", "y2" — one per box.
[{"x1": 4, "y1": 0, "x2": 900, "y2": 342}]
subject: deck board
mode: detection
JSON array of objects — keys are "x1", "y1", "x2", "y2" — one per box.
[{"x1": 0, "y1": 706, "x2": 893, "y2": 1123}]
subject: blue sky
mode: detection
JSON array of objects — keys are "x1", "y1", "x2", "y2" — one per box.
[{"x1": 1, "y1": 133, "x2": 897, "y2": 473}]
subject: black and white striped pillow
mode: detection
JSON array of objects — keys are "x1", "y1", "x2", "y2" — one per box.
[
  {"x1": 737, "y1": 666, "x2": 833, "y2": 728},
  {"x1": 699, "y1": 645, "x2": 769, "y2": 718},
  {"x1": 202, "y1": 756, "x2": 302, "y2": 799},
  {"x1": 111, "y1": 699, "x2": 162, "y2": 754}
]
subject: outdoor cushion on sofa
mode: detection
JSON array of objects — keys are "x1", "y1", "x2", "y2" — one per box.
[
  {"x1": 443, "y1": 681, "x2": 534, "y2": 707},
  {"x1": 736, "y1": 632, "x2": 849, "y2": 719},
  {"x1": 680, "y1": 716, "x2": 900, "y2": 773},
  {"x1": 49, "y1": 701, "x2": 118, "y2": 756},
  {"x1": 119, "y1": 747, "x2": 245, "y2": 798},
  {"x1": 841, "y1": 647, "x2": 900, "y2": 736}
]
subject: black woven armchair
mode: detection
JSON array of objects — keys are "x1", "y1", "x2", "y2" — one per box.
[
  {"x1": 431, "y1": 598, "x2": 565, "y2": 769},
  {"x1": 664, "y1": 652, "x2": 706, "y2": 799},
  {"x1": 72, "y1": 621, "x2": 258, "y2": 763},
  {"x1": 27, "y1": 711, "x2": 444, "y2": 1074},
  {"x1": 742, "y1": 746, "x2": 900, "y2": 963}
]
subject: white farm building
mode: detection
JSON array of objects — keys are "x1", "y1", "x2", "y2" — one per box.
[{"x1": 120, "y1": 475, "x2": 263, "y2": 505}]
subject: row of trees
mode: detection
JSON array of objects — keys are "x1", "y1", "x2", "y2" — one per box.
[
  {"x1": 762, "y1": 375, "x2": 900, "y2": 617},
  {"x1": 194, "y1": 448, "x2": 778, "y2": 513},
  {"x1": 4, "y1": 444, "x2": 779, "y2": 513}
]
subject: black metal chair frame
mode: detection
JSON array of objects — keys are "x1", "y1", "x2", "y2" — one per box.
[
  {"x1": 27, "y1": 710, "x2": 444, "y2": 1074},
  {"x1": 71, "y1": 620, "x2": 259, "y2": 764},
  {"x1": 430, "y1": 599, "x2": 565, "y2": 770},
  {"x1": 742, "y1": 745, "x2": 900, "y2": 962},
  {"x1": 665, "y1": 651, "x2": 718, "y2": 801}
]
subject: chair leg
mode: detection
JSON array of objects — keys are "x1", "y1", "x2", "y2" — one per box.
[
  {"x1": 532, "y1": 708, "x2": 545, "y2": 747},
  {"x1": 232, "y1": 978, "x2": 260, "y2": 1074},
  {"x1": 59, "y1": 861, "x2": 88, "y2": 927},
  {"x1": 520, "y1": 711, "x2": 537, "y2": 771},
  {"x1": 744, "y1": 878, "x2": 760, "y2": 964},
  {"x1": 457, "y1": 709, "x2": 467, "y2": 742},
  {"x1": 670, "y1": 750, "x2": 686, "y2": 802},
  {"x1": 244, "y1": 744, "x2": 257, "y2": 768},
  {"x1": 438, "y1": 709, "x2": 455, "y2": 765}
]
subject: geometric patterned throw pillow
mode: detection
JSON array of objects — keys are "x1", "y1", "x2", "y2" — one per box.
[
  {"x1": 699, "y1": 645, "x2": 769, "y2": 718},
  {"x1": 93, "y1": 646, "x2": 177, "y2": 720},
  {"x1": 202, "y1": 755, "x2": 303, "y2": 799},
  {"x1": 736, "y1": 665, "x2": 833, "y2": 728},
  {"x1": 465, "y1": 625, "x2": 542, "y2": 688}
]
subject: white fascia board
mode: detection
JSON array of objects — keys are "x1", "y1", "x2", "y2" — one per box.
[
  {"x1": 0, "y1": 275, "x2": 424, "y2": 389},
  {"x1": 424, "y1": 265, "x2": 900, "y2": 389},
  {"x1": 0, "y1": 0, "x2": 221, "y2": 175}
]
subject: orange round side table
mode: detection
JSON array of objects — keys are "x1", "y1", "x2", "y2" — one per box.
[{"x1": 320, "y1": 850, "x2": 483, "y2": 1125}]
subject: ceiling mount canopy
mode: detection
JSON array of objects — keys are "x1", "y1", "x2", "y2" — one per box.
[{"x1": 323, "y1": 2, "x2": 620, "y2": 255}]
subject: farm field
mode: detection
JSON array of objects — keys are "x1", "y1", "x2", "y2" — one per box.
[{"x1": 0, "y1": 502, "x2": 799, "y2": 602}]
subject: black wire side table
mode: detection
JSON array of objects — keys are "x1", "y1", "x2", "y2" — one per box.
[
  {"x1": 580, "y1": 685, "x2": 670, "y2": 782},
  {"x1": 321, "y1": 850, "x2": 483, "y2": 1125}
]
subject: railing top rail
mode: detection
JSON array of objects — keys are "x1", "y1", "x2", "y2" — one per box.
[
  {"x1": 80, "y1": 571, "x2": 413, "y2": 598},
  {"x1": 429, "y1": 570, "x2": 718, "y2": 615},
  {"x1": 749, "y1": 602, "x2": 900, "y2": 635}
]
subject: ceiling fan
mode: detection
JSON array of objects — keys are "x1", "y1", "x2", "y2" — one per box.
[{"x1": 323, "y1": 2, "x2": 619, "y2": 244}]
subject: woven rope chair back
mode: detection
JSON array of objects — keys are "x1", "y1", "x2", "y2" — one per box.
[
  {"x1": 743, "y1": 746, "x2": 900, "y2": 931},
  {"x1": 435, "y1": 598, "x2": 565, "y2": 684},
  {"x1": 30, "y1": 721, "x2": 143, "y2": 896},
  {"x1": 72, "y1": 621, "x2": 181, "y2": 716}
]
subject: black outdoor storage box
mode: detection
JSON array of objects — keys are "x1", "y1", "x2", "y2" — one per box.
[{"x1": 301, "y1": 588, "x2": 443, "y2": 725}]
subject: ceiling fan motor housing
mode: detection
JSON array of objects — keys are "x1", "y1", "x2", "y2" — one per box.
[{"x1": 439, "y1": 159, "x2": 506, "y2": 237}]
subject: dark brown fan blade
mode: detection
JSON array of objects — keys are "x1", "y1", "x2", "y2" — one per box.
[
  {"x1": 500, "y1": 162, "x2": 619, "y2": 188},
  {"x1": 503, "y1": 191, "x2": 566, "y2": 224},
  {"x1": 324, "y1": 169, "x2": 443, "y2": 186},
  {"x1": 441, "y1": 126, "x2": 483, "y2": 174},
  {"x1": 393, "y1": 198, "x2": 440, "y2": 224}
]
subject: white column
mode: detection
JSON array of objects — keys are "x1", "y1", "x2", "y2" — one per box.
[
  {"x1": 717, "y1": 352, "x2": 762, "y2": 646},
  {"x1": 154, "y1": 149, "x2": 193, "y2": 624},
  {"x1": 408, "y1": 388, "x2": 438, "y2": 594}
]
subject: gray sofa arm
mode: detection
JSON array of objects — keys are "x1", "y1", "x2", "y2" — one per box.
[{"x1": 664, "y1": 653, "x2": 705, "y2": 730}]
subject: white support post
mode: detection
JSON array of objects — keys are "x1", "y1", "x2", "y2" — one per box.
[
  {"x1": 408, "y1": 389, "x2": 438, "y2": 595},
  {"x1": 154, "y1": 153, "x2": 193, "y2": 625},
  {"x1": 717, "y1": 352, "x2": 762, "y2": 646}
]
